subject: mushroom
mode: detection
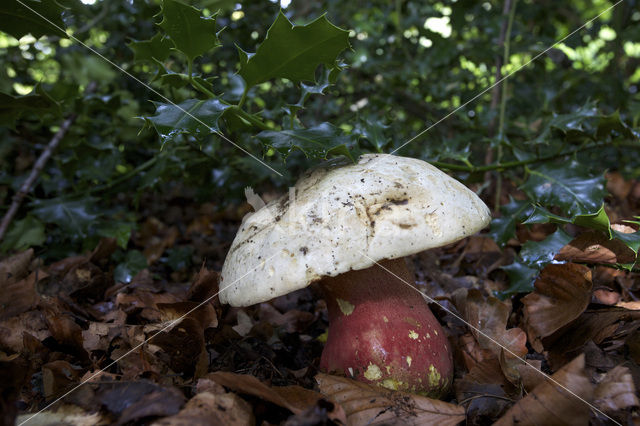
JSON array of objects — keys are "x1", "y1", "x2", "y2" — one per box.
[{"x1": 220, "y1": 154, "x2": 490, "y2": 397}]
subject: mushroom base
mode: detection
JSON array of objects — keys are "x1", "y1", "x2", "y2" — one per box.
[{"x1": 319, "y1": 258, "x2": 453, "y2": 398}]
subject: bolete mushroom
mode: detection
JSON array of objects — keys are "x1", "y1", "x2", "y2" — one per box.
[{"x1": 220, "y1": 154, "x2": 490, "y2": 397}]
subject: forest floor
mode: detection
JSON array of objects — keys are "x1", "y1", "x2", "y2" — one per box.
[{"x1": 2, "y1": 172, "x2": 640, "y2": 425}]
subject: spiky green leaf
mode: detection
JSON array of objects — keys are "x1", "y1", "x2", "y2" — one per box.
[{"x1": 238, "y1": 11, "x2": 349, "y2": 88}]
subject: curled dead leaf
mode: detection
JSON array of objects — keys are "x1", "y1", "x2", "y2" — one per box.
[
  {"x1": 315, "y1": 372, "x2": 464, "y2": 426},
  {"x1": 207, "y1": 371, "x2": 345, "y2": 423},
  {"x1": 594, "y1": 365, "x2": 639, "y2": 412},
  {"x1": 555, "y1": 231, "x2": 635, "y2": 265},
  {"x1": 494, "y1": 354, "x2": 594, "y2": 426},
  {"x1": 522, "y1": 263, "x2": 592, "y2": 352},
  {"x1": 152, "y1": 391, "x2": 254, "y2": 426}
]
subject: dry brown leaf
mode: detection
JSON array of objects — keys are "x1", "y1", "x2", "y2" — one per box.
[
  {"x1": 514, "y1": 360, "x2": 544, "y2": 392},
  {"x1": 16, "y1": 405, "x2": 109, "y2": 426},
  {"x1": 522, "y1": 263, "x2": 592, "y2": 352},
  {"x1": 453, "y1": 289, "x2": 527, "y2": 383},
  {"x1": 594, "y1": 365, "x2": 639, "y2": 412},
  {"x1": 0, "y1": 311, "x2": 50, "y2": 352},
  {"x1": 186, "y1": 266, "x2": 220, "y2": 303},
  {"x1": 316, "y1": 372, "x2": 464, "y2": 426},
  {"x1": 555, "y1": 230, "x2": 636, "y2": 264},
  {"x1": 135, "y1": 217, "x2": 180, "y2": 264},
  {"x1": 152, "y1": 391, "x2": 254, "y2": 426},
  {"x1": 494, "y1": 354, "x2": 594, "y2": 426},
  {"x1": 207, "y1": 371, "x2": 346, "y2": 423},
  {"x1": 42, "y1": 360, "x2": 82, "y2": 399},
  {"x1": 0, "y1": 248, "x2": 33, "y2": 285},
  {"x1": 157, "y1": 301, "x2": 218, "y2": 329},
  {"x1": 539, "y1": 307, "x2": 640, "y2": 369},
  {"x1": 0, "y1": 270, "x2": 45, "y2": 321}
]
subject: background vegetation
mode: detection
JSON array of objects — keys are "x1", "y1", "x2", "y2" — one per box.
[{"x1": 1, "y1": 0, "x2": 639, "y2": 300}]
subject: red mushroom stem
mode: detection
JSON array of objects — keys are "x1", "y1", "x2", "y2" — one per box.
[{"x1": 319, "y1": 257, "x2": 453, "y2": 397}]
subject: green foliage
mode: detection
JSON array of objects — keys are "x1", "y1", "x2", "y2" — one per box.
[
  {"x1": 0, "y1": 0, "x2": 67, "y2": 39},
  {"x1": 521, "y1": 161, "x2": 607, "y2": 217},
  {"x1": 256, "y1": 123, "x2": 359, "y2": 162},
  {"x1": 158, "y1": 0, "x2": 221, "y2": 63},
  {"x1": 0, "y1": 0, "x2": 638, "y2": 300},
  {"x1": 145, "y1": 99, "x2": 229, "y2": 145},
  {"x1": 237, "y1": 11, "x2": 349, "y2": 89},
  {"x1": 0, "y1": 216, "x2": 45, "y2": 252}
]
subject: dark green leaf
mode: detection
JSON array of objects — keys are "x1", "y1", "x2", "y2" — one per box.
[
  {"x1": 114, "y1": 250, "x2": 148, "y2": 284},
  {"x1": 128, "y1": 33, "x2": 174, "y2": 63},
  {"x1": 96, "y1": 222, "x2": 133, "y2": 249},
  {"x1": 145, "y1": 99, "x2": 229, "y2": 144},
  {"x1": 521, "y1": 161, "x2": 607, "y2": 216},
  {"x1": 520, "y1": 229, "x2": 572, "y2": 267},
  {"x1": 524, "y1": 204, "x2": 611, "y2": 236},
  {"x1": 596, "y1": 111, "x2": 639, "y2": 140},
  {"x1": 158, "y1": 0, "x2": 220, "y2": 63},
  {"x1": 0, "y1": 85, "x2": 60, "y2": 127},
  {"x1": 532, "y1": 101, "x2": 598, "y2": 144},
  {"x1": 488, "y1": 197, "x2": 533, "y2": 246},
  {"x1": 31, "y1": 197, "x2": 99, "y2": 237},
  {"x1": 238, "y1": 11, "x2": 350, "y2": 88},
  {"x1": 0, "y1": 0, "x2": 67, "y2": 39},
  {"x1": 0, "y1": 216, "x2": 45, "y2": 252},
  {"x1": 256, "y1": 122, "x2": 360, "y2": 162},
  {"x1": 496, "y1": 261, "x2": 538, "y2": 299}
]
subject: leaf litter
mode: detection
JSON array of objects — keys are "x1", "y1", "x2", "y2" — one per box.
[{"x1": 2, "y1": 173, "x2": 640, "y2": 425}]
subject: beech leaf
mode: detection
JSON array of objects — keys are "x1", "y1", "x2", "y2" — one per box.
[
  {"x1": 315, "y1": 373, "x2": 465, "y2": 426},
  {"x1": 494, "y1": 354, "x2": 594, "y2": 426}
]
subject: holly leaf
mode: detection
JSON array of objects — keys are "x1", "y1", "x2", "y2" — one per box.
[
  {"x1": 0, "y1": 216, "x2": 45, "y2": 252},
  {"x1": 158, "y1": 0, "x2": 221, "y2": 63},
  {"x1": 144, "y1": 99, "x2": 229, "y2": 144},
  {"x1": 238, "y1": 11, "x2": 350, "y2": 88},
  {"x1": 114, "y1": 250, "x2": 148, "y2": 284},
  {"x1": 0, "y1": 85, "x2": 60, "y2": 127},
  {"x1": 128, "y1": 33, "x2": 173, "y2": 63},
  {"x1": 520, "y1": 229, "x2": 572, "y2": 267},
  {"x1": 524, "y1": 204, "x2": 611, "y2": 236},
  {"x1": 532, "y1": 101, "x2": 598, "y2": 144},
  {"x1": 0, "y1": 0, "x2": 67, "y2": 39},
  {"x1": 496, "y1": 261, "x2": 538, "y2": 299},
  {"x1": 488, "y1": 197, "x2": 533, "y2": 246},
  {"x1": 256, "y1": 122, "x2": 360, "y2": 162},
  {"x1": 521, "y1": 161, "x2": 607, "y2": 217},
  {"x1": 31, "y1": 197, "x2": 99, "y2": 238},
  {"x1": 596, "y1": 111, "x2": 640, "y2": 140}
]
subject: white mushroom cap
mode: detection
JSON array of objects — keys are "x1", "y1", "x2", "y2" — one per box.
[{"x1": 220, "y1": 154, "x2": 491, "y2": 306}]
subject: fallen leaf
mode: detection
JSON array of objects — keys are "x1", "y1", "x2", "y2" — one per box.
[
  {"x1": 542, "y1": 307, "x2": 640, "y2": 368},
  {"x1": 207, "y1": 371, "x2": 345, "y2": 422},
  {"x1": 16, "y1": 404, "x2": 109, "y2": 426},
  {"x1": 152, "y1": 391, "x2": 254, "y2": 426},
  {"x1": 42, "y1": 360, "x2": 83, "y2": 399},
  {"x1": 0, "y1": 310, "x2": 50, "y2": 352},
  {"x1": 0, "y1": 248, "x2": 33, "y2": 285},
  {"x1": 594, "y1": 365, "x2": 639, "y2": 412},
  {"x1": 186, "y1": 266, "x2": 220, "y2": 303},
  {"x1": 522, "y1": 263, "x2": 592, "y2": 352},
  {"x1": 316, "y1": 372, "x2": 464, "y2": 426},
  {"x1": 0, "y1": 270, "x2": 45, "y2": 321},
  {"x1": 453, "y1": 289, "x2": 527, "y2": 383},
  {"x1": 455, "y1": 358, "x2": 517, "y2": 424},
  {"x1": 97, "y1": 380, "x2": 185, "y2": 424},
  {"x1": 555, "y1": 231, "x2": 635, "y2": 264},
  {"x1": 494, "y1": 354, "x2": 594, "y2": 426}
]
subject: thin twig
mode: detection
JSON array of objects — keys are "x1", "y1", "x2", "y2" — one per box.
[{"x1": 0, "y1": 82, "x2": 96, "y2": 242}]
